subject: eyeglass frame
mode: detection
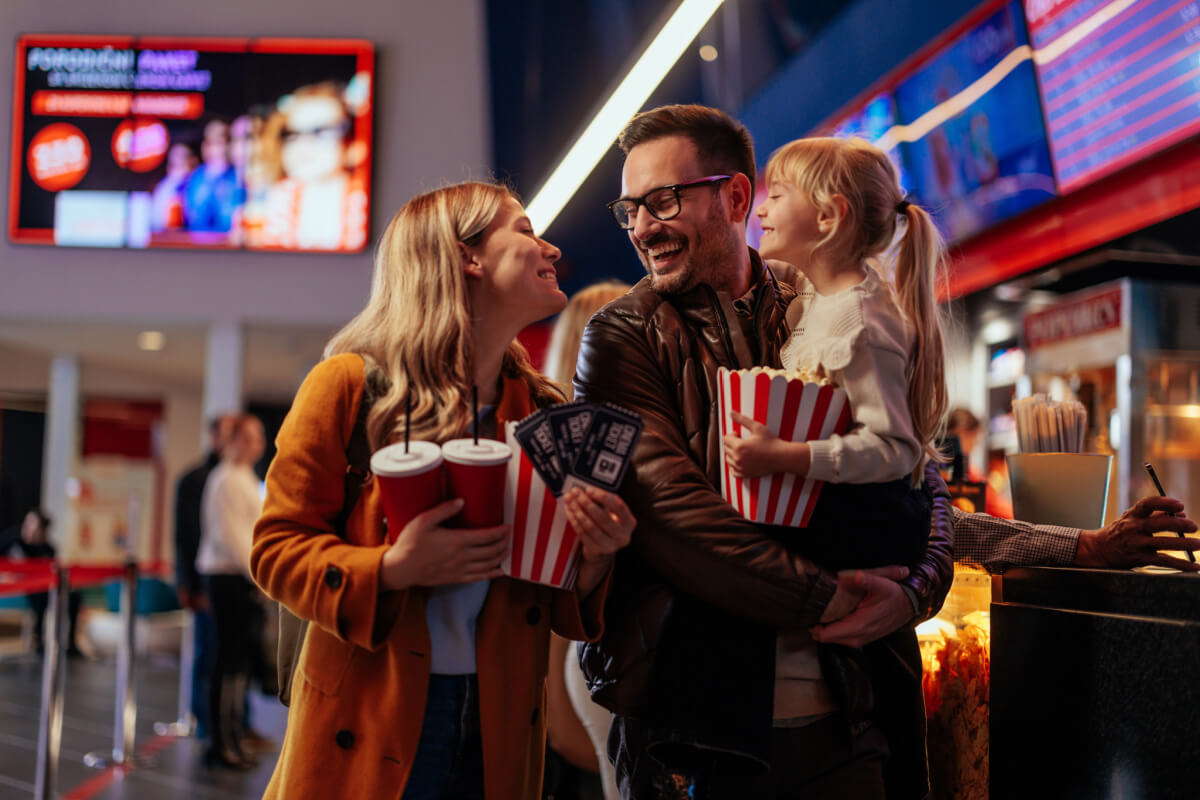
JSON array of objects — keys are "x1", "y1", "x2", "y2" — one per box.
[{"x1": 606, "y1": 174, "x2": 732, "y2": 230}]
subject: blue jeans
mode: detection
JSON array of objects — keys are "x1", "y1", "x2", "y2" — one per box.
[
  {"x1": 191, "y1": 608, "x2": 214, "y2": 739},
  {"x1": 402, "y1": 674, "x2": 485, "y2": 800}
]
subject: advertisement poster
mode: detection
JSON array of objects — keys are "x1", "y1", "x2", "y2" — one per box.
[{"x1": 62, "y1": 456, "x2": 158, "y2": 567}]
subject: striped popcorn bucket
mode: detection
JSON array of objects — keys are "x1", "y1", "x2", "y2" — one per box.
[
  {"x1": 717, "y1": 367, "x2": 852, "y2": 527},
  {"x1": 502, "y1": 422, "x2": 581, "y2": 588}
]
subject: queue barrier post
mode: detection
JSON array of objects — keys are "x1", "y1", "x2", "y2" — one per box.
[
  {"x1": 84, "y1": 559, "x2": 149, "y2": 769},
  {"x1": 34, "y1": 564, "x2": 67, "y2": 800},
  {"x1": 154, "y1": 607, "x2": 196, "y2": 737}
]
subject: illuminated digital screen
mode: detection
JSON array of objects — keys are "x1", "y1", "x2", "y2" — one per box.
[
  {"x1": 893, "y1": 0, "x2": 1057, "y2": 242},
  {"x1": 1025, "y1": 0, "x2": 1200, "y2": 193},
  {"x1": 827, "y1": 92, "x2": 911, "y2": 191},
  {"x1": 9, "y1": 35, "x2": 374, "y2": 251}
]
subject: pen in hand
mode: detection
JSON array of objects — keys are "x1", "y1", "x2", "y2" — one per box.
[{"x1": 1144, "y1": 461, "x2": 1196, "y2": 564}]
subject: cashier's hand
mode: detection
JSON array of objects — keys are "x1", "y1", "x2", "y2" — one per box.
[
  {"x1": 380, "y1": 498, "x2": 510, "y2": 590},
  {"x1": 1074, "y1": 495, "x2": 1200, "y2": 571},
  {"x1": 810, "y1": 566, "x2": 914, "y2": 648},
  {"x1": 563, "y1": 486, "x2": 635, "y2": 597}
]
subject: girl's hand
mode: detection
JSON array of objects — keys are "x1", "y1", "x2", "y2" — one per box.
[
  {"x1": 562, "y1": 485, "x2": 635, "y2": 597},
  {"x1": 724, "y1": 411, "x2": 800, "y2": 478},
  {"x1": 380, "y1": 498, "x2": 510, "y2": 591}
]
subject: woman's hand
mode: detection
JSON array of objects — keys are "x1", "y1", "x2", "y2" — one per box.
[
  {"x1": 380, "y1": 498, "x2": 510, "y2": 591},
  {"x1": 723, "y1": 411, "x2": 809, "y2": 479},
  {"x1": 562, "y1": 485, "x2": 635, "y2": 597}
]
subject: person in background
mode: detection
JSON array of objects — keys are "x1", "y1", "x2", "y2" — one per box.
[
  {"x1": 150, "y1": 141, "x2": 198, "y2": 233},
  {"x1": 257, "y1": 82, "x2": 368, "y2": 251},
  {"x1": 198, "y1": 412, "x2": 266, "y2": 769},
  {"x1": 944, "y1": 406, "x2": 1012, "y2": 519},
  {"x1": 0, "y1": 509, "x2": 83, "y2": 657},
  {"x1": 543, "y1": 280, "x2": 631, "y2": 800},
  {"x1": 250, "y1": 181, "x2": 633, "y2": 799},
  {"x1": 183, "y1": 118, "x2": 243, "y2": 235},
  {"x1": 174, "y1": 413, "x2": 234, "y2": 739}
]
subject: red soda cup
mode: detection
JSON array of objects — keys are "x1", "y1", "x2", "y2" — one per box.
[
  {"x1": 440, "y1": 439, "x2": 512, "y2": 528},
  {"x1": 370, "y1": 441, "x2": 444, "y2": 543}
]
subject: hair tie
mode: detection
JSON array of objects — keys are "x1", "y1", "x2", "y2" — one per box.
[{"x1": 896, "y1": 199, "x2": 911, "y2": 215}]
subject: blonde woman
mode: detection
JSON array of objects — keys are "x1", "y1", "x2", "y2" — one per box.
[
  {"x1": 251, "y1": 181, "x2": 634, "y2": 799},
  {"x1": 725, "y1": 136, "x2": 948, "y2": 571},
  {"x1": 542, "y1": 281, "x2": 629, "y2": 800}
]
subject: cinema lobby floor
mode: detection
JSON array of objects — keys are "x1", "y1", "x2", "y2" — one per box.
[{"x1": 0, "y1": 651, "x2": 286, "y2": 799}]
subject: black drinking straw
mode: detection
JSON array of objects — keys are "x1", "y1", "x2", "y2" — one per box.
[
  {"x1": 472, "y1": 386, "x2": 480, "y2": 445},
  {"x1": 1144, "y1": 462, "x2": 1195, "y2": 563},
  {"x1": 405, "y1": 394, "x2": 412, "y2": 454}
]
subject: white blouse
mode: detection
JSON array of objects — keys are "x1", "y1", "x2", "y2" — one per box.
[{"x1": 780, "y1": 268, "x2": 924, "y2": 484}]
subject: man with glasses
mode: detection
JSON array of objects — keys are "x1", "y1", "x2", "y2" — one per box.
[
  {"x1": 576, "y1": 104, "x2": 1200, "y2": 800},
  {"x1": 574, "y1": 104, "x2": 956, "y2": 800}
]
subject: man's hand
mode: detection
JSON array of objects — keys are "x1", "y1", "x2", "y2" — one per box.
[
  {"x1": 810, "y1": 566, "x2": 913, "y2": 648},
  {"x1": 177, "y1": 588, "x2": 209, "y2": 612},
  {"x1": 1074, "y1": 495, "x2": 1199, "y2": 571}
]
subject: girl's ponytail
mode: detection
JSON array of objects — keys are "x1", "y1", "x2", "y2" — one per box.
[{"x1": 895, "y1": 202, "x2": 949, "y2": 481}]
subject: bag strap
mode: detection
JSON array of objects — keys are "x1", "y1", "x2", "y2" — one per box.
[{"x1": 332, "y1": 354, "x2": 390, "y2": 533}]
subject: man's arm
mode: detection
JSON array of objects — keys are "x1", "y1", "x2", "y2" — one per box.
[
  {"x1": 575, "y1": 308, "x2": 838, "y2": 630},
  {"x1": 954, "y1": 495, "x2": 1199, "y2": 572}
]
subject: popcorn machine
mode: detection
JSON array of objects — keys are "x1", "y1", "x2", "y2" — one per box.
[{"x1": 990, "y1": 278, "x2": 1200, "y2": 524}]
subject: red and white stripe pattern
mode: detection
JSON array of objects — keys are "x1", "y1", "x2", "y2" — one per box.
[
  {"x1": 502, "y1": 422, "x2": 580, "y2": 588},
  {"x1": 717, "y1": 367, "x2": 852, "y2": 527}
]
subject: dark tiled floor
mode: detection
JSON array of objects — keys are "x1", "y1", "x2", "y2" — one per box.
[{"x1": 0, "y1": 650, "x2": 286, "y2": 799}]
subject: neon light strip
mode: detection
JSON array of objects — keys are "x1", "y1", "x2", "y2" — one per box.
[{"x1": 524, "y1": 0, "x2": 725, "y2": 235}]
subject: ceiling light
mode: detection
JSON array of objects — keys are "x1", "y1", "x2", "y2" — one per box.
[
  {"x1": 525, "y1": 0, "x2": 726, "y2": 235},
  {"x1": 699, "y1": 45, "x2": 719, "y2": 61},
  {"x1": 138, "y1": 330, "x2": 166, "y2": 351}
]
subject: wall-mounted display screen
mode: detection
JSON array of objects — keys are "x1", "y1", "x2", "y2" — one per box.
[
  {"x1": 893, "y1": 0, "x2": 1057, "y2": 242},
  {"x1": 9, "y1": 35, "x2": 374, "y2": 251},
  {"x1": 828, "y1": 92, "x2": 911, "y2": 191},
  {"x1": 1025, "y1": 0, "x2": 1200, "y2": 193}
]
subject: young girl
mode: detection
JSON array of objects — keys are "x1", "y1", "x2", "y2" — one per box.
[{"x1": 725, "y1": 136, "x2": 948, "y2": 568}]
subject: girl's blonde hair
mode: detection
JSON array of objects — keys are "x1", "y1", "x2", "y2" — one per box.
[
  {"x1": 765, "y1": 137, "x2": 949, "y2": 476},
  {"x1": 544, "y1": 281, "x2": 631, "y2": 393},
  {"x1": 325, "y1": 181, "x2": 562, "y2": 451}
]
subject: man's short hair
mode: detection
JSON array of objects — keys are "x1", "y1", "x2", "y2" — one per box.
[{"x1": 618, "y1": 104, "x2": 757, "y2": 194}]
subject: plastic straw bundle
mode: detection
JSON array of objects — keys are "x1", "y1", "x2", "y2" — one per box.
[{"x1": 1013, "y1": 394, "x2": 1087, "y2": 453}]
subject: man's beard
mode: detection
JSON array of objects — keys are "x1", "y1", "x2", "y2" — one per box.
[{"x1": 644, "y1": 203, "x2": 738, "y2": 296}]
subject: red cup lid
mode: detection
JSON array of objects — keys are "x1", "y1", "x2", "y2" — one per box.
[
  {"x1": 441, "y1": 438, "x2": 512, "y2": 466},
  {"x1": 370, "y1": 441, "x2": 443, "y2": 477}
]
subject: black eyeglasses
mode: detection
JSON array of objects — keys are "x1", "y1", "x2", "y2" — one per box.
[{"x1": 606, "y1": 174, "x2": 731, "y2": 230}]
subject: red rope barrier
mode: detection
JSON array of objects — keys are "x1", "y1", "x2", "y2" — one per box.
[
  {"x1": 0, "y1": 573, "x2": 57, "y2": 598},
  {"x1": 0, "y1": 557, "x2": 56, "y2": 574},
  {"x1": 0, "y1": 559, "x2": 172, "y2": 595}
]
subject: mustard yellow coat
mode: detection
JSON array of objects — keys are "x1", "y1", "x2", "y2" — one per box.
[{"x1": 251, "y1": 354, "x2": 608, "y2": 799}]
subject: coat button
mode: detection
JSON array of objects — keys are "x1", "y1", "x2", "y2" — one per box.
[
  {"x1": 335, "y1": 729, "x2": 355, "y2": 749},
  {"x1": 525, "y1": 605, "x2": 542, "y2": 626},
  {"x1": 324, "y1": 566, "x2": 343, "y2": 589}
]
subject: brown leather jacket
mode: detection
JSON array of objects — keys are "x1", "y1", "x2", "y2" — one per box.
[{"x1": 574, "y1": 253, "x2": 954, "y2": 798}]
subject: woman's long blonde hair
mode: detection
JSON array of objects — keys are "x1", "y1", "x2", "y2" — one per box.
[
  {"x1": 765, "y1": 137, "x2": 949, "y2": 476},
  {"x1": 544, "y1": 281, "x2": 631, "y2": 394},
  {"x1": 325, "y1": 181, "x2": 562, "y2": 451}
]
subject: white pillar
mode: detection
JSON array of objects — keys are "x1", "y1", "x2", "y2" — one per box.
[
  {"x1": 203, "y1": 321, "x2": 244, "y2": 428},
  {"x1": 41, "y1": 356, "x2": 80, "y2": 548}
]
